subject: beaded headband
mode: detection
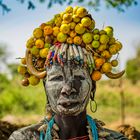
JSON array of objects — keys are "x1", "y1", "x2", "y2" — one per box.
[{"x1": 17, "y1": 6, "x2": 125, "y2": 86}]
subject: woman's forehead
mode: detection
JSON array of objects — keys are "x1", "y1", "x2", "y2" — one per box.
[{"x1": 46, "y1": 65, "x2": 88, "y2": 76}]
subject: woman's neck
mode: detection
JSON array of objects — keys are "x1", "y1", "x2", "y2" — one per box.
[{"x1": 54, "y1": 111, "x2": 88, "y2": 140}]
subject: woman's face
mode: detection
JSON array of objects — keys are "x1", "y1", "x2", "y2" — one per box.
[{"x1": 44, "y1": 64, "x2": 92, "y2": 116}]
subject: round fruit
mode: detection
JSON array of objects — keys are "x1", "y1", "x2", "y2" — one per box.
[
  {"x1": 35, "y1": 39, "x2": 44, "y2": 49},
  {"x1": 93, "y1": 28, "x2": 99, "y2": 34},
  {"x1": 57, "y1": 32, "x2": 67, "y2": 43},
  {"x1": 101, "y1": 62, "x2": 112, "y2": 73},
  {"x1": 73, "y1": 6, "x2": 79, "y2": 14},
  {"x1": 93, "y1": 34, "x2": 100, "y2": 41},
  {"x1": 28, "y1": 75, "x2": 40, "y2": 86},
  {"x1": 100, "y1": 34, "x2": 109, "y2": 44},
  {"x1": 86, "y1": 44, "x2": 92, "y2": 51},
  {"x1": 72, "y1": 15, "x2": 81, "y2": 23},
  {"x1": 65, "y1": 6, "x2": 73, "y2": 13},
  {"x1": 75, "y1": 24, "x2": 85, "y2": 34},
  {"x1": 53, "y1": 27, "x2": 60, "y2": 36},
  {"x1": 63, "y1": 13, "x2": 72, "y2": 23},
  {"x1": 39, "y1": 48, "x2": 49, "y2": 58},
  {"x1": 82, "y1": 33, "x2": 93, "y2": 44},
  {"x1": 55, "y1": 17, "x2": 62, "y2": 27},
  {"x1": 88, "y1": 20, "x2": 95, "y2": 30},
  {"x1": 91, "y1": 70, "x2": 102, "y2": 81},
  {"x1": 60, "y1": 24, "x2": 70, "y2": 34},
  {"x1": 95, "y1": 58, "x2": 105, "y2": 69},
  {"x1": 33, "y1": 28, "x2": 43, "y2": 38},
  {"x1": 109, "y1": 45, "x2": 118, "y2": 55},
  {"x1": 81, "y1": 17, "x2": 92, "y2": 27},
  {"x1": 70, "y1": 31, "x2": 77, "y2": 38},
  {"x1": 98, "y1": 44, "x2": 107, "y2": 52},
  {"x1": 45, "y1": 36, "x2": 52, "y2": 44},
  {"x1": 21, "y1": 78, "x2": 29, "y2": 86},
  {"x1": 111, "y1": 59, "x2": 118, "y2": 67},
  {"x1": 92, "y1": 40, "x2": 100, "y2": 48},
  {"x1": 99, "y1": 30, "x2": 106, "y2": 35},
  {"x1": 104, "y1": 26, "x2": 113, "y2": 37},
  {"x1": 76, "y1": 7, "x2": 87, "y2": 18},
  {"x1": 109, "y1": 37, "x2": 115, "y2": 45},
  {"x1": 44, "y1": 26, "x2": 53, "y2": 36},
  {"x1": 31, "y1": 46, "x2": 40, "y2": 56},
  {"x1": 21, "y1": 58, "x2": 26, "y2": 65},
  {"x1": 115, "y1": 41, "x2": 123, "y2": 51},
  {"x1": 73, "y1": 36, "x2": 82, "y2": 45},
  {"x1": 26, "y1": 37, "x2": 34, "y2": 48},
  {"x1": 17, "y1": 65, "x2": 27, "y2": 75},
  {"x1": 44, "y1": 43, "x2": 51, "y2": 49},
  {"x1": 101, "y1": 50, "x2": 111, "y2": 59},
  {"x1": 69, "y1": 22, "x2": 76, "y2": 30},
  {"x1": 67, "y1": 37, "x2": 73, "y2": 44}
]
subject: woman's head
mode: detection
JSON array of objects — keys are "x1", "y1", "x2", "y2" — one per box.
[{"x1": 43, "y1": 63, "x2": 95, "y2": 116}]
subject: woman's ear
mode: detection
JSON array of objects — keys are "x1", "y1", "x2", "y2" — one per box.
[{"x1": 90, "y1": 81, "x2": 96, "y2": 100}]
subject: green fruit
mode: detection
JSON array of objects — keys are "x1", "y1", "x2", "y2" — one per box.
[
  {"x1": 39, "y1": 48, "x2": 49, "y2": 58},
  {"x1": 111, "y1": 59, "x2": 118, "y2": 67},
  {"x1": 92, "y1": 40, "x2": 100, "y2": 48},
  {"x1": 100, "y1": 34, "x2": 109, "y2": 44},
  {"x1": 57, "y1": 32, "x2": 67, "y2": 43},
  {"x1": 44, "y1": 43, "x2": 51, "y2": 48},
  {"x1": 75, "y1": 24, "x2": 86, "y2": 34},
  {"x1": 26, "y1": 37, "x2": 35, "y2": 48},
  {"x1": 93, "y1": 34, "x2": 100, "y2": 41},
  {"x1": 93, "y1": 28, "x2": 99, "y2": 34},
  {"x1": 31, "y1": 46, "x2": 40, "y2": 56},
  {"x1": 33, "y1": 28, "x2": 43, "y2": 38},
  {"x1": 82, "y1": 33, "x2": 93, "y2": 44},
  {"x1": 81, "y1": 17, "x2": 92, "y2": 27},
  {"x1": 104, "y1": 26, "x2": 114, "y2": 37},
  {"x1": 99, "y1": 30, "x2": 106, "y2": 35},
  {"x1": 28, "y1": 75, "x2": 40, "y2": 86}
]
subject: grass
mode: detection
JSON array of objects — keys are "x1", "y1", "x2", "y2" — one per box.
[{"x1": 0, "y1": 76, "x2": 140, "y2": 130}]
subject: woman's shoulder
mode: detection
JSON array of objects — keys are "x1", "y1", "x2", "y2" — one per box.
[{"x1": 8, "y1": 123, "x2": 41, "y2": 140}]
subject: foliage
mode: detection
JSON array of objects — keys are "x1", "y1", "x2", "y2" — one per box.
[
  {"x1": 0, "y1": 0, "x2": 138, "y2": 15},
  {"x1": 126, "y1": 47, "x2": 140, "y2": 84}
]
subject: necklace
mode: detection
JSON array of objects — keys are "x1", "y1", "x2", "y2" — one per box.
[{"x1": 38, "y1": 115, "x2": 110, "y2": 140}]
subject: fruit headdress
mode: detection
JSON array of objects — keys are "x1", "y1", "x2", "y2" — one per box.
[{"x1": 17, "y1": 6, "x2": 125, "y2": 86}]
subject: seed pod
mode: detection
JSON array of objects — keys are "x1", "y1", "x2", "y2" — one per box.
[
  {"x1": 73, "y1": 44, "x2": 80, "y2": 61},
  {"x1": 62, "y1": 43, "x2": 68, "y2": 55},
  {"x1": 69, "y1": 45, "x2": 74, "y2": 59}
]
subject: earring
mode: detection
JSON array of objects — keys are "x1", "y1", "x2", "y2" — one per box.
[{"x1": 90, "y1": 91, "x2": 97, "y2": 113}]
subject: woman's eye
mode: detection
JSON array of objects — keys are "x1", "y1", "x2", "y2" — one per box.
[
  {"x1": 50, "y1": 75, "x2": 63, "y2": 81},
  {"x1": 74, "y1": 75, "x2": 85, "y2": 80}
]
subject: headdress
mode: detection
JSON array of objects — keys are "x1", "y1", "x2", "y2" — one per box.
[{"x1": 17, "y1": 6, "x2": 125, "y2": 86}]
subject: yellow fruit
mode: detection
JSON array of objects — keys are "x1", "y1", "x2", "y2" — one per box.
[
  {"x1": 111, "y1": 59, "x2": 118, "y2": 67},
  {"x1": 99, "y1": 30, "x2": 106, "y2": 35},
  {"x1": 63, "y1": 13, "x2": 72, "y2": 23},
  {"x1": 60, "y1": 24, "x2": 70, "y2": 34},
  {"x1": 33, "y1": 28, "x2": 43, "y2": 38},
  {"x1": 73, "y1": 6, "x2": 79, "y2": 14},
  {"x1": 28, "y1": 75, "x2": 40, "y2": 86},
  {"x1": 57, "y1": 32, "x2": 67, "y2": 43},
  {"x1": 115, "y1": 41, "x2": 123, "y2": 51},
  {"x1": 92, "y1": 40, "x2": 100, "y2": 48},
  {"x1": 109, "y1": 45, "x2": 118, "y2": 55},
  {"x1": 40, "y1": 48, "x2": 49, "y2": 58},
  {"x1": 45, "y1": 36, "x2": 52, "y2": 44},
  {"x1": 93, "y1": 34, "x2": 100, "y2": 40},
  {"x1": 39, "y1": 23, "x2": 46, "y2": 30},
  {"x1": 73, "y1": 36, "x2": 82, "y2": 45},
  {"x1": 93, "y1": 28, "x2": 99, "y2": 34},
  {"x1": 26, "y1": 37, "x2": 35, "y2": 48},
  {"x1": 65, "y1": 6, "x2": 73, "y2": 13},
  {"x1": 53, "y1": 27, "x2": 60, "y2": 36},
  {"x1": 60, "y1": 12, "x2": 65, "y2": 18},
  {"x1": 75, "y1": 24, "x2": 85, "y2": 34},
  {"x1": 101, "y1": 50, "x2": 111, "y2": 59},
  {"x1": 91, "y1": 70, "x2": 102, "y2": 81},
  {"x1": 69, "y1": 22, "x2": 76, "y2": 30},
  {"x1": 18, "y1": 65, "x2": 27, "y2": 75},
  {"x1": 21, "y1": 58, "x2": 26, "y2": 65},
  {"x1": 95, "y1": 58, "x2": 105, "y2": 69},
  {"x1": 109, "y1": 37, "x2": 115, "y2": 45},
  {"x1": 72, "y1": 15, "x2": 81, "y2": 23},
  {"x1": 67, "y1": 37, "x2": 73, "y2": 44},
  {"x1": 88, "y1": 20, "x2": 95, "y2": 30},
  {"x1": 100, "y1": 34, "x2": 109, "y2": 44},
  {"x1": 70, "y1": 31, "x2": 77, "y2": 38},
  {"x1": 55, "y1": 17, "x2": 62, "y2": 27},
  {"x1": 81, "y1": 17, "x2": 92, "y2": 27},
  {"x1": 101, "y1": 62, "x2": 112, "y2": 73},
  {"x1": 44, "y1": 43, "x2": 51, "y2": 49},
  {"x1": 104, "y1": 26, "x2": 113, "y2": 37},
  {"x1": 76, "y1": 7, "x2": 87, "y2": 18},
  {"x1": 98, "y1": 44, "x2": 107, "y2": 52},
  {"x1": 31, "y1": 46, "x2": 40, "y2": 56},
  {"x1": 44, "y1": 26, "x2": 53, "y2": 36},
  {"x1": 35, "y1": 39, "x2": 44, "y2": 49},
  {"x1": 82, "y1": 33, "x2": 93, "y2": 44}
]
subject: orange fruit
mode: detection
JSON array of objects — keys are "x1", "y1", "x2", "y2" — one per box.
[
  {"x1": 35, "y1": 39, "x2": 44, "y2": 49},
  {"x1": 67, "y1": 37, "x2": 73, "y2": 44},
  {"x1": 101, "y1": 50, "x2": 111, "y2": 59},
  {"x1": 70, "y1": 31, "x2": 77, "y2": 38},
  {"x1": 73, "y1": 36, "x2": 82, "y2": 45},
  {"x1": 63, "y1": 13, "x2": 72, "y2": 23},
  {"x1": 95, "y1": 58, "x2": 105, "y2": 69},
  {"x1": 91, "y1": 70, "x2": 102, "y2": 81},
  {"x1": 101, "y1": 62, "x2": 112, "y2": 73},
  {"x1": 53, "y1": 26, "x2": 60, "y2": 36},
  {"x1": 44, "y1": 26, "x2": 53, "y2": 36}
]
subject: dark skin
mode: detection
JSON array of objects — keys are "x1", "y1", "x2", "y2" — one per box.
[{"x1": 54, "y1": 111, "x2": 88, "y2": 140}]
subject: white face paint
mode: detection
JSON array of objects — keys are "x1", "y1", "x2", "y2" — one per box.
[{"x1": 44, "y1": 64, "x2": 92, "y2": 116}]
